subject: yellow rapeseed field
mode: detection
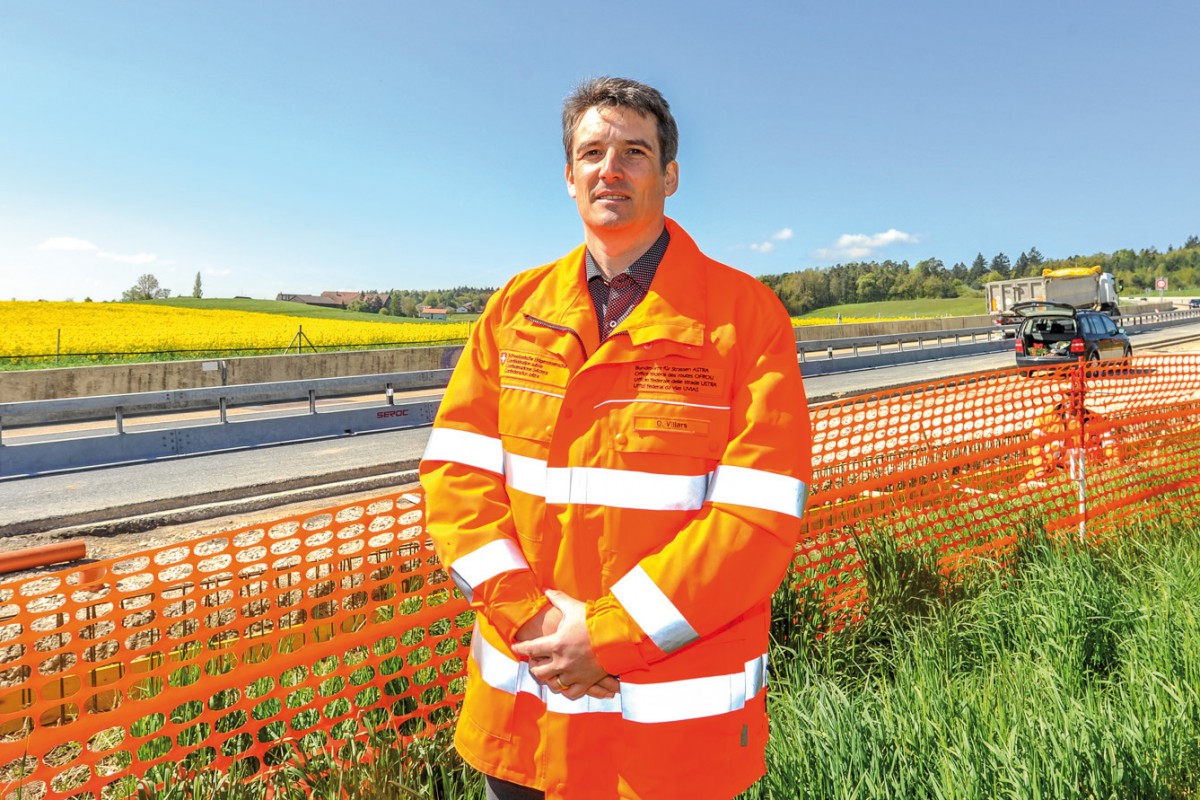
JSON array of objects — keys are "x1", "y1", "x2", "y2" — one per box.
[
  {"x1": 1, "y1": 302, "x2": 900, "y2": 363},
  {"x1": 1, "y1": 301, "x2": 468, "y2": 360}
]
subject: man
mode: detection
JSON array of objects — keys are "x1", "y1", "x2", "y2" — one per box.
[
  {"x1": 1025, "y1": 398, "x2": 1121, "y2": 483},
  {"x1": 419, "y1": 77, "x2": 812, "y2": 799}
]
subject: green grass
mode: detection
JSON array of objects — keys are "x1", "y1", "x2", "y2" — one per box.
[
  {"x1": 750, "y1": 520, "x2": 1200, "y2": 799},
  {"x1": 799, "y1": 296, "x2": 987, "y2": 320},
  {"x1": 145, "y1": 297, "x2": 465, "y2": 324},
  {"x1": 157, "y1": 296, "x2": 984, "y2": 325},
  {"x1": 102, "y1": 517, "x2": 1200, "y2": 800}
]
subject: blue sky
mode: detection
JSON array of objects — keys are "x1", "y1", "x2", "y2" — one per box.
[{"x1": 2, "y1": 1, "x2": 1197, "y2": 302}]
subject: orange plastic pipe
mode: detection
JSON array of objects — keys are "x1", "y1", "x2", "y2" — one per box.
[{"x1": 0, "y1": 540, "x2": 87, "y2": 575}]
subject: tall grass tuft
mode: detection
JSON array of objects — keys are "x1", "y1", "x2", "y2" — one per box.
[
  {"x1": 127, "y1": 724, "x2": 484, "y2": 800},
  {"x1": 748, "y1": 519, "x2": 1200, "y2": 799}
]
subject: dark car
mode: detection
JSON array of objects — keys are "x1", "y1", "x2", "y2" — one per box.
[
  {"x1": 1189, "y1": 298, "x2": 1200, "y2": 309},
  {"x1": 1012, "y1": 301, "x2": 1132, "y2": 367}
]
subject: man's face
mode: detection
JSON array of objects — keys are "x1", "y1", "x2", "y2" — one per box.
[{"x1": 565, "y1": 105, "x2": 678, "y2": 240}]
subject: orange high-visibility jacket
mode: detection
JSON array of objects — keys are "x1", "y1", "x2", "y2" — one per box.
[
  {"x1": 1026, "y1": 403, "x2": 1120, "y2": 480},
  {"x1": 419, "y1": 219, "x2": 812, "y2": 799}
]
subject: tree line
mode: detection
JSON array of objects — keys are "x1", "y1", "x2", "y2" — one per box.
[
  {"x1": 760, "y1": 235, "x2": 1200, "y2": 315},
  {"x1": 346, "y1": 287, "x2": 493, "y2": 318},
  {"x1": 119, "y1": 234, "x2": 1200, "y2": 318}
]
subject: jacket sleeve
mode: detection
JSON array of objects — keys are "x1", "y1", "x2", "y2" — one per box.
[
  {"x1": 585, "y1": 295, "x2": 812, "y2": 676},
  {"x1": 419, "y1": 294, "x2": 548, "y2": 644}
]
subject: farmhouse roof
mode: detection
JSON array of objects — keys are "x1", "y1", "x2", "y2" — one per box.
[{"x1": 276, "y1": 293, "x2": 342, "y2": 308}]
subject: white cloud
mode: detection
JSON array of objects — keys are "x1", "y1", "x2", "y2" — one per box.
[
  {"x1": 36, "y1": 235, "x2": 158, "y2": 265},
  {"x1": 38, "y1": 236, "x2": 99, "y2": 252},
  {"x1": 747, "y1": 227, "x2": 794, "y2": 254},
  {"x1": 813, "y1": 229, "x2": 917, "y2": 261}
]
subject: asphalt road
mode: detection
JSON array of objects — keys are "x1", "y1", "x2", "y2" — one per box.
[{"x1": 2, "y1": 324, "x2": 1196, "y2": 541}]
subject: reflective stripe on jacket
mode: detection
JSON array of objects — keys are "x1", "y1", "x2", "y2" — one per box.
[{"x1": 419, "y1": 219, "x2": 812, "y2": 799}]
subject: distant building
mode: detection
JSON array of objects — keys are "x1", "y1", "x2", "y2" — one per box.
[
  {"x1": 276, "y1": 293, "x2": 341, "y2": 308},
  {"x1": 321, "y1": 291, "x2": 362, "y2": 307},
  {"x1": 320, "y1": 290, "x2": 393, "y2": 309},
  {"x1": 420, "y1": 307, "x2": 449, "y2": 320}
]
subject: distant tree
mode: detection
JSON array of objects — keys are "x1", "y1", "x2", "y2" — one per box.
[
  {"x1": 968, "y1": 253, "x2": 988, "y2": 287},
  {"x1": 1027, "y1": 246, "x2": 1044, "y2": 269},
  {"x1": 361, "y1": 293, "x2": 384, "y2": 314},
  {"x1": 1014, "y1": 252, "x2": 1031, "y2": 277},
  {"x1": 922, "y1": 275, "x2": 958, "y2": 298},
  {"x1": 122, "y1": 273, "x2": 171, "y2": 301},
  {"x1": 400, "y1": 295, "x2": 418, "y2": 317},
  {"x1": 989, "y1": 253, "x2": 1011, "y2": 280},
  {"x1": 1185, "y1": 235, "x2": 1200, "y2": 249},
  {"x1": 192, "y1": 272, "x2": 203, "y2": 298},
  {"x1": 855, "y1": 272, "x2": 887, "y2": 302}
]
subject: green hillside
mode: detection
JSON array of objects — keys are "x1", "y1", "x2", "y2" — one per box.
[
  {"x1": 798, "y1": 296, "x2": 985, "y2": 320},
  {"x1": 145, "y1": 297, "x2": 449, "y2": 324}
]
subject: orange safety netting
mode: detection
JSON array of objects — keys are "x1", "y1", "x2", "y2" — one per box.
[
  {"x1": 799, "y1": 356, "x2": 1200, "y2": 624},
  {"x1": 3, "y1": 355, "x2": 1200, "y2": 798},
  {"x1": 0, "y1": 492, "x2": 472, "y2": 799}
]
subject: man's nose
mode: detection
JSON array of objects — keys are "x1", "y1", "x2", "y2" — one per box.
[{"x1": 599, "y1": 149, "x2": 623, "y2": 181}]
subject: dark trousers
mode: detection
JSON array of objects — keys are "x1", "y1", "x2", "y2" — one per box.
[{"x1": 486, "y1": 774, "x2": 545, "y2": 800}]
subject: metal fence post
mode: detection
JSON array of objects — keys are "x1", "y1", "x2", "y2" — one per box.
[{"x1": 1073, "y1": 361, "x2": 1088, "y2": 541}]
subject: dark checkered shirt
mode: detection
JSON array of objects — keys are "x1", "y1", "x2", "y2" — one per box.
[{"x1": 585, "y1": 227, "x2": 670, "y2": 341}]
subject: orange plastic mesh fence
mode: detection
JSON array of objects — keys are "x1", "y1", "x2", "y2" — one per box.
[
  {"x1": 799, "y1": 356, "x2": 1200, "y2": 624},
  {"x1": 0, "y1": 491, "x2": 474, "y2": 800},
  {"x1": 3, "y1": 355, "x2": 1200, "y2": 797}
]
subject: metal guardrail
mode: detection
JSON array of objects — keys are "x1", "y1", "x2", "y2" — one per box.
[
  {"x1": 0, "y1": 370, "x2": 454, "y2": 478},
  {"x1": 794, "y1": 309, "x2": 1200, "y2": 366},
  {"x1": 1116, "y1": 307, "x2": 1200, "y2": 330},
  {"x1": 796, "y1": 326, "x2": 1004, "y2": 361}
]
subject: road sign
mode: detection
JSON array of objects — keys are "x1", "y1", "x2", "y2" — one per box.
[{"x1": 1156, "y1": 277, "x2": 1168, "y2": 290}]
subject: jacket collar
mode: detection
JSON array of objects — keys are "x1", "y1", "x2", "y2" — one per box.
[
  {"x1": 619, "y1": 218, "x2": 707, "y2": 348},
  {"x1": 521, "y1": 241, "x2": 601, "y2": 358},
  {"x1": 521, "y1": 217, "x2": 707, "y2": 353}
]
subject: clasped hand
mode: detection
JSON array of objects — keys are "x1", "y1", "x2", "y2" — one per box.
[{"x1": 511, "y1": 589, "x2": 619, "y2": 701}]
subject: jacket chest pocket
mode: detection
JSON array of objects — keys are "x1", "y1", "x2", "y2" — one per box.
[
  {"x1": 495, "y1": 343, "x2": 570, "y2": 452},
  {"x1": 497, "y1": 385, "x2": 562, "y2": 450}
]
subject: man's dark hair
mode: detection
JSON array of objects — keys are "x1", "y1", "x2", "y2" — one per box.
[{"x1": 562, "y1": 77, "x2": 678, "y2": 170}]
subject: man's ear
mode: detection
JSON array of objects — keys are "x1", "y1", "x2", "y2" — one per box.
[
  {"x1": 664, "y1": 161, "x2": 679, "y2": 197},
  {"x1": 565, "y1": 163, "x2": 577, "y2": 198}
]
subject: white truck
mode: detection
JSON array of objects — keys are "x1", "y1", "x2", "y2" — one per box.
[{"x1": 986, "y1": 266, "x2": 1121, "y2": 327}]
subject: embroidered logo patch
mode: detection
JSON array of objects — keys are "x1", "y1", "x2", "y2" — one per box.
[{"x1": 499, "y1": 350, "x2": 568, "y2": 389}]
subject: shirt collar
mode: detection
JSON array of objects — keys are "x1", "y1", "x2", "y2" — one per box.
[{"x1": 584, "y1": 227, "x2": 670, "y2": 290}]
